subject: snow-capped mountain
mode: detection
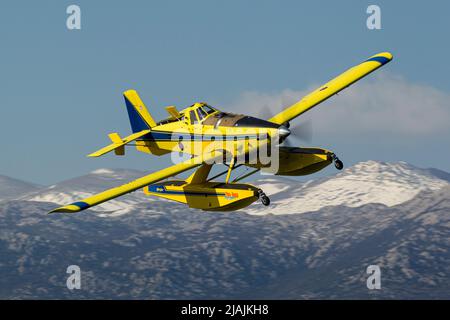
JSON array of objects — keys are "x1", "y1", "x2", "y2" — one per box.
[
  {"x1": 6, "y1": 160, "x2": 450, "y2": 216},
  {"x1": 0, "y1": 175, "x2": 41, "y2": 201},
  {"x1": 1, "y1": 161, "x2": 449, "y2": 299},
  {"x1": 20, "y1": 168, "x2": 152, "y2": 216},
  {"x1": 247, "y1": 160, "x2": 450, "y2": 215},
  {"x1": 1, "y1": 184, "x2": 449, "y2": 299}
]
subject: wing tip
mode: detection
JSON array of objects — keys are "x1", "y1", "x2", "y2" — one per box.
[
  {"x1": 47, "y1": 202, "x2": 90, "y2": 214},
  {"x1": 87, "y1": 153, "x2": 100, "y2": 157},
  {"x1": 365, "y1": 51, "x2": 393, "y2": 65}
]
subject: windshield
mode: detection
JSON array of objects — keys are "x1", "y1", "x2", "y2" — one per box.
[{"x1": 202, "y1": 105, "x2": 216, "y2": 114}]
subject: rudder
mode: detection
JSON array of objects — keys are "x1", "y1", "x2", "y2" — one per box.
[{"x1": 123, "y1": 89, "x2": 157, "y2": 132}]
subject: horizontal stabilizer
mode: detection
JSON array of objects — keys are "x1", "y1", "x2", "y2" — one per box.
[{"x1": 88, "y1": 129, "x2": 150, "y2": 157}]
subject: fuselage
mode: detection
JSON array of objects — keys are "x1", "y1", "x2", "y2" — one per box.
[{"x1": 134, "y1": 102, "x2": 290, "y2": 158}]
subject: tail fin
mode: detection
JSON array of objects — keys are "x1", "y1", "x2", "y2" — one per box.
[{"x1": 123, "y1": 90, "x2": 157, "y2": 132}]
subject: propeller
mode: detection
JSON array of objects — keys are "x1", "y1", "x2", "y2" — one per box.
[
  {"x1": 282, "y1": 119, "x2": 313, "y2": 146},
  {"x1": 257, "y1": 105, "x2": 313, "y2": 146}
]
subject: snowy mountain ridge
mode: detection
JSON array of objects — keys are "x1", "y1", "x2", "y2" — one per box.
[
  {"x1": 1, "y1": 161, "x2": 449, "y2": 299},
  {"x1": 249, "y1": 160, "x2": 450, "y2": 215},
  {"x1": 4, "y1": 160, "x2": 450, "y2": 216}
]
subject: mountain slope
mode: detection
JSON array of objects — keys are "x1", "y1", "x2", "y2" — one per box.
[
  {"x1": 247, "y1": 161, "x2": 450, "y2": 215},
  {"x1": 0, "y1": 187, "x2": 448, "y2": 299},
  {"x1": 0, "y1": 175, "x2": 41, "y2": 201},
  {"x1": 21, "y1": 168, "x2": 152, "y2": 216},
  {"x1": 0, "y1": 161, "x2": 449, "y2": 299},
  {"x1": 14, "y1": 161, "x2": 450, "y2": 217},
  {"x1": 246, "y1": 186, "x2": 450, "y2": 299}
]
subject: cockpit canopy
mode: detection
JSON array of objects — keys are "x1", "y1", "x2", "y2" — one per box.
[
  {"x1": 159, "y1": 102, "x2": 280, "y2": 129},
  {"x1": 182, "y1": 103, "x2": 280, "y2": 129},
  {"x1": 187, "y1": 103, "x2": 217, "y2": 124}
]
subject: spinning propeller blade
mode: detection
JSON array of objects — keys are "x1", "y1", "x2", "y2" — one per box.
[
  {"x1": 284, "y1": 120, "x2": 313, "y2": 145},
  {"x1": 258, "y1": 104, "x2": 313, "y2": 146}
]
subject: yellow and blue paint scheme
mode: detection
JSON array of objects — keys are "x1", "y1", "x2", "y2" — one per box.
[
  {"x1": 49, "y1": 52, "x2": 392, "y2": 214},
  {"x1": 144, "y1": 181, "x2": 260, "y2": 211},
  {"x1": 89, "y1": 52, "x2": 393, "y2": 163}
]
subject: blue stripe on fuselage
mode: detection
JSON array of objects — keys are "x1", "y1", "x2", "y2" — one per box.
[{"x1": 140, "y1": 130, "x2": 259, "y2": 142}]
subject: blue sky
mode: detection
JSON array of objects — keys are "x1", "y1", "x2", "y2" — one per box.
[{"x1": 1, "y1": 1, "x2": 449, "y2": 184}]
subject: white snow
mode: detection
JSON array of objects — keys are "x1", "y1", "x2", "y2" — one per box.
[
  {"x1": 247, "y1": 160, "x2": 450, "y2": 215},
  {"x1": 27, "y1": 191, "x2": 140, "y2": 216},
  {"x1": 253, "y1": 178, "x2": 291, "y2": 197},
  {"x1": 15, "y1": 161, "x2": 450, "y2": 217},
  {"x1": 28, "y1": 191, "x2": 93, "y2": 205},
  {"x1": 91, "y1": 168, "x2": 116, "y2": 175}
]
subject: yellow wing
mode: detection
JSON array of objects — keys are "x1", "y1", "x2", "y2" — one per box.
[
  {"x1": 268, "y1": 52, "x2": 393, "y2": 125},
  {"x1": 48, "y1": 154, "x2": 216, "y2": 213},
  {"x1": 49, "y1": 135, "x2": 268, "y2": 214}
]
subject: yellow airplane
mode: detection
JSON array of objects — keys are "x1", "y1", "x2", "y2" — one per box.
[{"x1": 49, "y1": 52, "x2": 393, "y2": 213}]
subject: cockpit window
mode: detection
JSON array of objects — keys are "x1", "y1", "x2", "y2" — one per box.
[
  {"x1": 202, "y1": 105, "x2": 216, "y2": 114},
  {"x1": 197, "y1": 107, "x2": 208, "y2": 121},
  {"x1": 189, "y1": 110, "x2": 198, "y2": 124}
]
